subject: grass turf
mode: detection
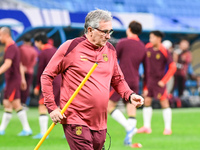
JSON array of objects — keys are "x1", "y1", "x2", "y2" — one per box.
[{"x1": 0, "y1": 107, "x2": 200, "y2": 150}]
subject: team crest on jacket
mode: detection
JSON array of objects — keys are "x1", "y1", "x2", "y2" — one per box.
[
  {"x1": 156, "y1": 53, "x2": 160, "y2": 59},
  {"x1": 76, "y1": 126, "x2": 82, "y2": 135},
  {"x1": 157, "y1": 93, "x2": 162, "y2": 99},
  {"x1": 103, "y1": 54, "x2": 108, "y2": 61},
  {"x1": 147, "y1": 51, "x2": 151, "y2": 57}
]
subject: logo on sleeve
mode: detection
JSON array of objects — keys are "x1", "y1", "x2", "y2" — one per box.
[
  {"x1": 103, "y1": 54, "x2": 108, "y2": 62},
  {"x1": 76, "y1": 126, "x2": 82, "y2": 135},
  {"x1": 147, "y1": 51, "x2": 151, "y2": 57},
  {"x1": 80, "y1": 55, "x2": 88, "y2": 61}
]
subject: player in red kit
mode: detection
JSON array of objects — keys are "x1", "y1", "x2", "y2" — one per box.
[
  {"x1": 19, "y1": 34, "x2": 38, "y2": 107},
  {"x1": 173, "y1": 39, "x2": 192, "y2": 97},
  {"x1": 0, "y1": 27, "x2": 32, "y2": 136},
  {"x1": 137, "y1": 31, "x2": 176, "y2": 135},
  {"x1": 41, "y1": 9, "x2": 144, "y2": 150},
  {"x1": 107, "y1": 21, "x2": 148, "y2": 146},
  {"x1": 32, "y1": 32, "x2": 61, "y2": 139}
]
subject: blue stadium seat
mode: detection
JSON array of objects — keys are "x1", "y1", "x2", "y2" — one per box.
[{"x1": 18, "y1": 0, "x2": 200, "y2": 16}]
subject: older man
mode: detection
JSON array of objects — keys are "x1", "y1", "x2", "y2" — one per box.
[{"x1": 41, "y1": 9, "x2": 144, "y2": 150}]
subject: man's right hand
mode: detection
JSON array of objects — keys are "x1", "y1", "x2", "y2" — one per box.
[
  {"x1": 34, "y1": 88, "x2": 39, "y2": 96},
  {"x1": 130, "y1": 93, "x2": 144, "y2": 108},
  {"x1": 50, "y1": 108, "x2": 66, "y2": 124}
]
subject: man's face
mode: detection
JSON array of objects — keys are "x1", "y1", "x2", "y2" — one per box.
[
  {"x1": 179, "y1": 40, "x2": 189, "y2": 51},
  {"x1": 0, "y1": 29, "x2": 6, "y2": 44},
  {"x1": 34, "y1": 40, "x2": 42, "y2": 50},
  {"x1": 90, "y1": 21, "x2": 113, "y2": 47},
  {"x1": 149, "y1": 33, "x2": 161, "y2": 46}
]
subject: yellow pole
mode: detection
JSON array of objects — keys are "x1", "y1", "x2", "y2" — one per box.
[{"x1": 34, "y1": 62, "x2": 98, "y2": 150}]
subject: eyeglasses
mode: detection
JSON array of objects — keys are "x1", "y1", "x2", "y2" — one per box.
[{"x1": 94, "y1": 28, "x2": 114, "y2": 36}]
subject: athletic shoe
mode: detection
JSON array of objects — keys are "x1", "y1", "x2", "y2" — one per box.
[
  {"x1": 124, "y1": 127, "x2": 137, "y2": 146},
  {"x1": 163, "y1": 129, "x2": 172, "y2": 135},
  {"x1": 33, "y1": 133, "x2": 49, "y2": 139},
  {"x1": 18, "y1": 130, "x2": 32, "y2": 136},
  {"x1": 131, "y1": 143, "x2": 142, "y2": 148},
  {"x1": 0, "y1": 130, "x2": 5, "y2": 135},
  {"x1": 137, "y1": 126, "x2": 152, "y2": 134}
]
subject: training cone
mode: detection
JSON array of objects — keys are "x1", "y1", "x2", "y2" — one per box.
[{"x1": 131, "y1": 143, "x2": 142, "y2": 148}]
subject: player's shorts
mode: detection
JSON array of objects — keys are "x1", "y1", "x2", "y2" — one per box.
[
  {"x1": 147, "y1": 82, "x2": 167, "y2": 101},
  {"x1": 110, "y1": 84, "x2": 139, "y2": 104},
  {"x1": 63, "y1": 124, "x2": 107, "y2": 150},
  {"x1": 4, "y1": 81, "x2": 20, "y2": 101},
  {"x1": 39, "y1": 97, "x2": 44, "y2": 105}
]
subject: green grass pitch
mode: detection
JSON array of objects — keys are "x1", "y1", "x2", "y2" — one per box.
[{"x1": 0, "y1": 107, "x2": 200, "y2": 150}]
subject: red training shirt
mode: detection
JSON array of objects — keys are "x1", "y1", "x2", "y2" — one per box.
[
  {"x1": 41, "y1": 36, "x2": 133, "y2": 130},
  {"x1": 19, "y1": 44, "x2": 38, "y2": 74},
  {"x1": 146, "y1": 43, "x2": 176, "y2": 86},
  {"x1": 4, "y1": 41, "x2": 21, "y2": 84},
  {"x1": 116, "y1": 36, "x2": 148, "y2": 90}
]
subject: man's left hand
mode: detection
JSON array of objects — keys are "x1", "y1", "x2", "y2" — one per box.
[
  {"x1": 21, "y1": 78, "x2": 27, "y2": 90},
  {"x1": 130, "y1": 94, "x2": 144, "y2": 108},
  {"x1": 34, "y1": 88, "x2": 39, "y2": 96},
  {"x1": 158, "y1": 80, "x2": 165, "y2": 87}
]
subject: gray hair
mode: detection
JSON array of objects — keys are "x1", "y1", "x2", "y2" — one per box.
[{"x1": 84, "y1": 9, "x2": 112, "y2": 33}]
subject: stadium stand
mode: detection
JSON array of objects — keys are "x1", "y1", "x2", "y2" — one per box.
[
  {"x1": 1, "y1": 0, "x2": 200, "y2": 18},
  {"x1": 15, "y1": 0, "x2": 200, "y2": 17},
  {"x1": 0, "y1": 0, "x2": 33, "y2": 9}
]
